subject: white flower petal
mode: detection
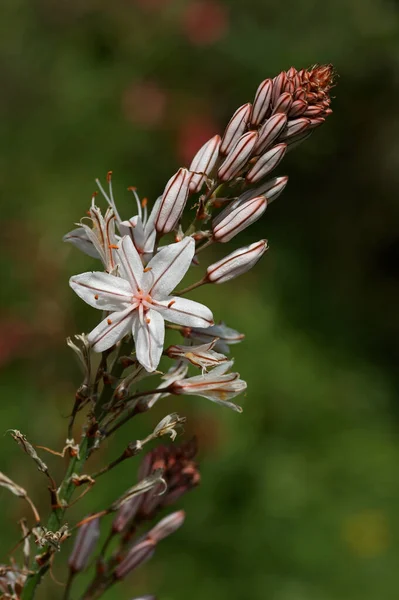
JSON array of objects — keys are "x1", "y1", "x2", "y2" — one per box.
[
  {"x1": 116, "y1": 236, "x2": 144, "y2": 293},
  {"x1": 146, "y1": 237, "x2": 195, "y2": 298},
  {"x1": 69, "y1": 272, "x2": 133, "y2": 311},
  {"x1": 132, "y1": 309, "x2": 165, "y2": 372},
  {"x1": 63, "y1": 228, "x2": 101, "y2": 259},
  {"x1": 154, "y1": 296, "x2": 213, "y2": 328},
  {"x1": 88, "y1": 307, "x2": 134, "y2": 352}
]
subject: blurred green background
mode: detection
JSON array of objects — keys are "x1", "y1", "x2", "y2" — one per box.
[{"x1": 2, "y1": 0, "x2": 399, "y2": 598}]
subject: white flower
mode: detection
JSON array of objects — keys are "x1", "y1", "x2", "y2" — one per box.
[
  {"x1": 70, "y1": 236, "x2": 213, "y2": 372},
  {"x1": 165, "y1": 340, "x2": 228, "y2": 372},
  {"x1": 170, "y1": 361, "x2": 246, "y2": 412}
]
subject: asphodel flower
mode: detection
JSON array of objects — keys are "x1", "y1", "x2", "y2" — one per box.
[
  {"x1": 70, "y1": 236, "x2": 213, "y2": 371},
  {"x1": 165, "y1": 340, "x2": 228, "y2": 371}
]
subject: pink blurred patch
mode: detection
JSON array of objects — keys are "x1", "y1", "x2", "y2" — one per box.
[
  {"x1": 134, "y1": 0, "x2": 172, "y2": 11},
  {"x1": 182, "y1": 0, "x2": 229, "y2": 46},
  {"x1": 177, "y1": 115, "x2": 219, "y2": 165},
  {"x1": 0, "y1": 318, "x2": 32, "y2": 367},
  {"x1": 122, "y1": 81, "x2": 168, "y2": 128}
]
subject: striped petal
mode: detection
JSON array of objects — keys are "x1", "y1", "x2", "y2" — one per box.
[
  {"x1": 69, "y1": 272, "x2": 132, "y2": 311},
  {"x1": 132, "y1": 309, "x2": 165, "y2": 372},
  {"x1": 87, "y1": 306, "x2": 134, "y2": 352},
  {"x1": 146, "y1": 237, "x2": 195, "y2": 298},
  {"x1": 116, "y1": 235, "x2": 144, "y2": 293},
  {"x1": 154, "y1": 296, "x2": 213, "y2": 328}
]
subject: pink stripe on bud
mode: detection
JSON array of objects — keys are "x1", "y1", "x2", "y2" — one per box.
[
  {"x1": 189, "y1": 135, "x2": 221, "y2": 193},
  {"x1": 288, "y1": 99, "x2": 308, "y2": 117},
  {"x1": 206, "y1": 240, "x2": 268, "y2": 284},
  {"x1": 112, "y1": 495, "x2": 143, "y2": 533},
  {"x1": 303, "y1": 105, "x2": 324, "y2": 117},
  {"x1": 280, "y1": 118, "x2": 311, "y2": 140},
  {"x1": 212, "y1": 195, "x2": 267, "y2": 243},
  {"x1": 220, "y1": 103, "x2": 252, "y2": 155},
  {"x1": 246, "y1": 143, "x2": 287, "y2": 184},
  {"x1": 254, "y1": 113, "x2": 287, "y2": 155},
  {"x1": 218, "y1": 131, "x2": 258, "y2": 182},
  {"x1": 250, "y1": 79, "x2": 273, "y2": 126},
  {"x1": 272, "y1": 92, "x2": 293, "y2": 115},
  {"x1": 155, "y1": 168, "x2": 191, "y2": 234},
  {"x1": 308, "y1": 117, "x2": 325, "y2": 129},
  {"x1": 147, "y1": 510, "x2": 186, "y2": 543},
  {"x1": 68, "y1": 518, "x2": 100, "y2": 573},
  {"x1": 115, "y1": 539, "x2": 156, "y2": 579}
]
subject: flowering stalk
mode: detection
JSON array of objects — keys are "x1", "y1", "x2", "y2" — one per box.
[{"x1": 4, "y1": 64, "x2": 336, "y2": 600}]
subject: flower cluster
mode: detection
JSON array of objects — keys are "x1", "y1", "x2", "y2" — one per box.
[{"x1": 2, "y1": 65, "x2": 334, "y2": 600}]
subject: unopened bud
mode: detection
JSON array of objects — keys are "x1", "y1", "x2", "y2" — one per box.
[
  {"x1": 288, "y1": 99, "x2": 308, "y2": 117},
  {"x1": 286, "y1": 130, "x2": 312, "y2": 151},
  {"x1": 271, "y1": 72, "x2": 288, "y2": 106},
  {"x1": 279, "y1": 118, "x2": 311, "y2": 141},
  {"x1": 250, "y1": 78, "x2": 273, "y2": 126},
  {"x1": 254, "y1": 113, "x2": 287, "y2": 155},
  {"x1": 189, "y1": 135, "x2": 221, "y2": 193},
  {"x1": 206, "y1": 240, "x2": 268, "y2": 284},
  {"x1": 218, "y1": 131, "x2": 258, "y2": 182},
  {"x1": 68, "y1": 518, "x2": 100, "y2": 573},
  {"x1": 147, "y1": 510, "x2": 186, "y2": 543},
  {"x1": 212, "y1": 195, "x2": 267, "y2": 243},
  {"x1": 113, "y1": 495, "x2": 143, "y2": 533},
  {"x1": 238, "y1": 176, "x2": 288, "y2": 205},
  {"x1": 308, "y1": 117, "x2": 325, "y2": 129},
  {"x1": 220, "y1": 103, "x2": 251, "y2": 155},
  {"x1": 272, "y1": 92, "x2": 293, "y2": 115},
  {"x1": 155, "y1": 168, "x2": 191, "y2": 234},
  {"x1": 246, "y1": 143, "x2": 287, "y2": 183},
  {"x1": 115, "y1": 539, "x2": 156, "y2": 579}
]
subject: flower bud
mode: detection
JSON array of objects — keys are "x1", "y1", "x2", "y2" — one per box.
[
  {"x1": 288, "y1": 99, "x2": 308, "y2": 117},
  {"x1": 212, "y1": 195, "x2": 267, "y2": 243},
  {"x1": 166, "y1": 340, "x2": 228, "y2": 370},
  {"x1": 309, "y1": 117, "x2": 325, "y2": 128},
  {"x1": 112, "y1": 495, "x2": 143, "y2": 533},
  {"x1": 286, "y1": 130, "x2": 312, "y2": 152},
  {"x1": 206, "y1": 240, "x2": 268, "y2": 284},
  {"x1": 246, "y1": 143, "x2": 287, "y2": 184},
  {"x1": 68, "y1": 518, "x2": 100, "y2": 573},
  {"x1": 279, "y1": 118, "x2": 311, "y2": 140},
  {"x1": 147, "y1": 510, "x2": 186, "y2": 543},
  {"x1": 220, "y1": 103, "x2": 251, "y2": 155},
  {"x1": 115, "y1": 539, "x2": 156, "y2": 580},
  {"x1": 250, "y1": 78, "x2": 273, "y2": 126},
  {"x1": 254, "y1": 113, "x2": 287, "y2": 155},
  {"x1": 272, "y1": 92, "x2": 293, "y2": 115},
  {"x1": 238, "y1": 176, "x2": 288, "y2": 205},
  {"x1": 271, "y1": 72, "x2": 288, "y2": 106},
  {"x1": 218, "y1": 131, "x2": 258, "y2": 182},
  {"x1": 189, "y1": 135, "x2": 221, "y2": 193},
  {"x1": 181, "y1": 321, "x2": 244, "y2": 354},
  {"x1": 155, "y1": 168, "x2": 191, "y2": 234}
]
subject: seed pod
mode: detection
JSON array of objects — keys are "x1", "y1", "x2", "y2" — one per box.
[
  {"x1": 212, "y1": 195, "x2": 267, "y2": 243},
  {"x1": 254, "y1": 113, "x2": 287, "y2": 155},
  {"x1": 250, "y1": 79, "x2": 273, "y2": 126},
  {"x1": 218, "y1": 131, "x2": 258, "y2": 182},
  {"x1": 155, "y1": 168, "x2": 191, "y2": 234},
  {"x1": 115, "y1": 539, "x2": 156, "y2": 579},
  {"x1": 147, "y1": 510, "x2": 186, "y2": 543},
  {"x1": 189, "y1": 135, "x2": 221, "y2": 193},
  {"x1": 220, "y1": 103, "x2": 252, "y2": 156},
  {"x1": 246, "y1": 143, "x2": 287, "y2": 184},
  {"x1": 68, "y1": 518, "x2": 100, "y2": 573},
  {"x1": 206, "y1": 239, "x2": 268, "y2": 284}
]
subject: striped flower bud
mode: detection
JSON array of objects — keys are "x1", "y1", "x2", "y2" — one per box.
[
  {"x1": 218, "y1": 131, "x2": 258, "y2": 182},
  {"x1": 246, "y1": 143, "x2": 287, "y2": 184},
  {"x1": 280, "y1": 118, "x2": 311, "y2": 141},
  {"x1": 155, "y1": 168, "x2": 191, "y2": 234},
  {"x1": 68, "y1": 518, "x2": 100, "y2": 573},
  {"x1": 112, "y1": 495, "x2": 143, "y2": 534},
  {"x1": 147, "y1": 510, "x2": 186, "y2": 543},
  {"x1": 212, "y1": 195, "x2": 267, "y2": 243},
  {"x1": 115, "y1": 539, "x2": 156, "y2": 580},
  {"x1": 189, "y1": 135, "x2": 221, "y2": 193},
  {"x1": 271, "y1": 72, "x2": 288, "y2": 106},
  {"x1": 254, "y1": 113, "x2": 287, "y2": 155},
  {"x1": 206, "y1": 240, "x2": 268, "y2": 284},
  {"x1": 220, "y1": 103, "x2": 251, "y2": 155},
  {"x1": 288, "y1": 99, "x2": 308, "y2": 117},
  {"x1": 272, "y1": 92, "x2": 293, "y2": 115},
  {"x1": 250, "y1": 78, "x2": 273, "y2": 126},
  {"x1": 238, "y1": 176, "x2": 288, "y2": 205}
]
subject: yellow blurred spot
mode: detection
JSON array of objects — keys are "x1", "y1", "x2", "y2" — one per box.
[{"x1": 342, "y1": 510, "x2": 389, "y2": 557}]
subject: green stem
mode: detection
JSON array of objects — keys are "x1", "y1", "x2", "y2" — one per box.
[{"x1": 21, "y1": 340, "x2": 134, "y2": 600}]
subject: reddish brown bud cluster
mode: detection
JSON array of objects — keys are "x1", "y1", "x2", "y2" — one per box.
[{"x1": 137, "y1": 438, "x2": 200, "y2": 520}]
